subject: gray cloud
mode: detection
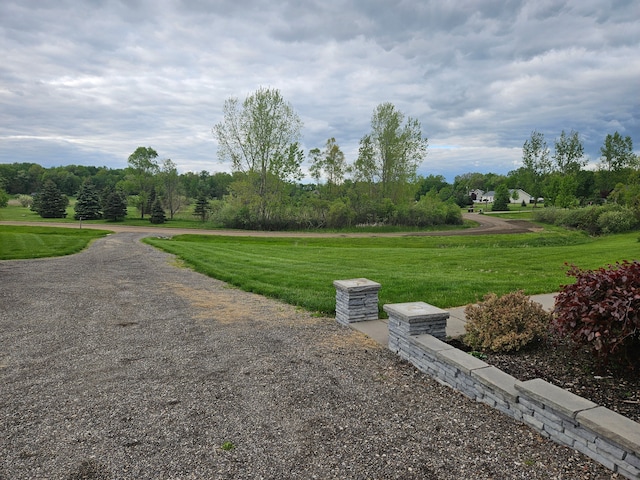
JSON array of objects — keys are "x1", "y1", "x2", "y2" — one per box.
[{"x1": 0, "y1": 0, "x2": 638, "y2": 181}]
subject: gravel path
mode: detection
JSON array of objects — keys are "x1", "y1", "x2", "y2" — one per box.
[
  {"x1": 0, "y1": 232, "x2": 615, "y2": 479},
  {"x1": 0, "y1": 212, "x2": 537, "y2": 238}
]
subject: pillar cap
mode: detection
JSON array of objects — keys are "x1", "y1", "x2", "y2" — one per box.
[
  {"x1": 333, "y1": 278, "x2": 381, "y2": 291},
  {"x1": 383, "y1": 302, "x2": 449, "y2": 321}
]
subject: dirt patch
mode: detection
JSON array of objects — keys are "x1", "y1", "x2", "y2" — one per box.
[{"x1": 166, "y1": 282, "x2": 259, "y2": 325}]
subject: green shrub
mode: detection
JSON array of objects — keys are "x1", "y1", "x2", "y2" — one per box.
[
  {"x1": 532, "y1": 207, "x2": 567, "y2": 225},
  {"x1": 561, "y1": 207, "x2": 602, "y2": 234},
  {"x1": 327, "y1": 199, "x2": 355, "y2": 228},
  {"x1": 463, "y1": 291, "x2": 552, "y2": 353},
  {"x1": 409, "y1": 195, "x2": 462, "y2": 226},
  {"x1": 0, "y1": 188, "x2": 9, "y2": 208},
  {"x1": 597, "y1": 209, "x2": 638, "y2": 233},
  {"x1": 17, "y1": 194, "x2": 33, "y2": 207},
  {"x1": 533, "y1": 204, "x2": 639, "y2": 235}
]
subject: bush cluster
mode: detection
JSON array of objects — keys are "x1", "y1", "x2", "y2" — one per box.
[
  {"x1": 16, "y1": 194, "x2": 33, "y2": 208},
  {"x1": 463, "y1": 291, "x2": 552, "y2": 353},
  {"x1": 208, "y1": 194, "x2": 463, "y2": 230},
  {"x1": 532, "y1": 204, "x2": 639, "y2": 234},
  {"x1": 553, "y1": 261, "x2": 640, "y2": 369}
]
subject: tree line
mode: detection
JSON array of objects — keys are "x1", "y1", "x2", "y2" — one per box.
[{"x1": 1, "y1": 87, "x2": 637, "y2": 228}]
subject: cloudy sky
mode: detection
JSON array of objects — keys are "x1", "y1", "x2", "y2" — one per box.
[{"x1": 1, "y1": 0, "x2": 638, "y2": 182}]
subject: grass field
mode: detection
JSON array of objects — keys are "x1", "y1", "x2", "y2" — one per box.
[
  {"x1": 0, "y1": 226, "x2": 110, "y2": 260},
  {"x1": 4, "y1": 200, "x2": 638, "y2": 316},
  {"x1": 144, "y1": 229, "x2": 640, "y2": 314},
  {"x1": 0, "y1": 202, "x2": 211, "y2": 229}
]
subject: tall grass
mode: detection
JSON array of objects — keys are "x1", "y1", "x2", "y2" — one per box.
[{"x1": 144, "y1": 230, "x2": 640, "y2": 313}]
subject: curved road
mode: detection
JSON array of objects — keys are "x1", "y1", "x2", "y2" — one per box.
[{"x1": 0, "y1": 212, "x2": 536, "y2": 238}]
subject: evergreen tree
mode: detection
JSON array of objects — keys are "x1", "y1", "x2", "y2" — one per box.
[
  {"x1": 193, "y1": 193, "x2": 209, "y2": 222},
  {"x1": 102, "y1": 186, "x2": 127, "y2": 221},
  {"x1": 34, "y1": 180, "x2": 68, "y2": 218},
  {"x1": 491, "y1": 184, "x2": 511, "y2": 211},
  {"x1": 146, "y1": 186, "x2": 157, "y2": 218},
  {"x1": 149, "y1": 197, "x2": 166, "y2": 224},
  {"x1": 74, "y1": 181, "x2": 102, "y2": 220}
]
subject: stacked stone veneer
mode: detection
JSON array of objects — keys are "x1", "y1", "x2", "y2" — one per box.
[
  {"x1": 385, "y1": 301, "x2": 449, "y2": 342},
  {"x1": 334, "y1": 279, "x2": 640, "y2": 479},
  {"x1": 333, "y1": 278, "x2": 381, "y2": 326},
  {"x1": 388, "y1": 330, "x2": 640, "y2": 478}
]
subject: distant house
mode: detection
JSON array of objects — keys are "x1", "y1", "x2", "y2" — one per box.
[
  {"x1": 510, "y1": 189, "x2": 534, "y2": 204},
  {"x1": 473, "y1": 189, "x2": 536, "y2": 204},
  {"x1": 469, "y1": 189, "x2": 483, "y2": 202}
]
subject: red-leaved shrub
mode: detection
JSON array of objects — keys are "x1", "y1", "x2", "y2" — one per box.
[{"x1": 553, "y1": 261, "x2": 640, "y2": 368}]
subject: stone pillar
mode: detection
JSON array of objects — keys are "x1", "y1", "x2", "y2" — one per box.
[
  {"x1": 333, "y1": 278, "x2": 381, "y2": 326},
  {"x1": 384, "y1": 302, "x2": 450, "y2": 347}
]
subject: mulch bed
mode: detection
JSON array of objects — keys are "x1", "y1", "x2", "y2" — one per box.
[{"x1": 450, "y1": 336, "x2": 640, "y2": 423}]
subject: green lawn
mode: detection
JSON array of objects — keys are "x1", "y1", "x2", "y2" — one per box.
[
  {"x1": 0, "y1": 203, "x2": 220, "y2": 230},
  {"x1": 144, "y1": 229, "x2": 640, "y2": 314},
  {"x1": 0, "y1": 226, "x2": 110, "y2": 260},
  {"x1": 0, "y1": 203, "x2": 77, "y2": 223}
]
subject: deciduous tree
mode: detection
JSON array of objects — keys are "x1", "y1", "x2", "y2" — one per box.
[
  {"x1": 600, "y1": 132, "x2": 635, "y2": 171},
  {"x1": 125, "y1": 146, "x2": 159, "y2": 219},
  {"x1": 353, "y1": 103, "x2": 427, "y2": 203},
  {"x1": 159, "y1": 159, "x2": 182, "y2": 219},
  {"x1": 521, "y1": 130, "x2": 551, "y2": 205},
  {"x1": 491, "y1": 184, "x2": 510, "y2": 211},
  {"x1": 213, "y1": 87, "x2": 303, "y2": 228},
  {"x1": 553, "y1": 130, "x2": 585, "y2": 174},
  {"x1": 0, "y1": 188, "x2": 8, "y2": 208},
  {"x1": 308, "y1": 138, "x2": 347, "y2": 196}
]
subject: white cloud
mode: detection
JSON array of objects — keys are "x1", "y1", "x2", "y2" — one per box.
[{"x1": 0, "y1": 0, "x2": 638, "y2": 182}]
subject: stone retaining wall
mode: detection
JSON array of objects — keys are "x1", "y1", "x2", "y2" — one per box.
[
  {"x1": 335, "y1": 279, "x2": 640, "y2": 479},
  {"x1": 390, "y1": 330, "x2": 640, "y2": 479}
]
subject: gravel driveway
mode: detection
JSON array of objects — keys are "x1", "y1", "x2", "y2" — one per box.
[{"x1": 1, "y1": 232, "x2": 615, "y2": 479}]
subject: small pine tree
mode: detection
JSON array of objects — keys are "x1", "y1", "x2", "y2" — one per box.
[
  {"x1": 146, "y1": 186, "x2": 157, "y2": 219},
  {"x1": 34, "y1": 180, "x2": 68, "y2": 218},
  {"x1": 149, "y1": 197, "x2": 166, "y2": 224},
  {"x1": 102, "y1": 186, "x2": 128, "y2": 221},
  {"x1": 74, "y1": 181, "x2": 102, "y2": 220},
  {"x1": 491, "y1": 184, "x2": 510, "y2": 211},
  {"x1": 193, "y1": 194, "x2": 209, "y2": 222}
]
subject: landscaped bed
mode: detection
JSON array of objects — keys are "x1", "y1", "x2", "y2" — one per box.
[{"x1": 450, "y1": 335, "x2": 640, "y2": 424}]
